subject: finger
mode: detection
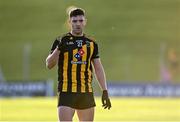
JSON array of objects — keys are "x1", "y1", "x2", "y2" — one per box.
[
  {"x1": 102, "y1": 101, "x2": 105, "y2": 106},
  {"x1": 101, "y1": 98, "x2": 105, "y2": 105},
  {"x1": 107, "y1": 99, "x2": 111, "y2": 109},
  {"x1": 108, "y1": 104, "x2": 111, "y2": 109},
  {"x1": 104, "y1": 105, "x2": 108, "y2": 109},
  {"x1": 107, "y1": 99, "x2": 111, "y2": 106}
]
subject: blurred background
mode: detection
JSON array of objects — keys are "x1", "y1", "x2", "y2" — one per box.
[{"x1": 0, "y1": 0, "x2": 180, "y2": 121}]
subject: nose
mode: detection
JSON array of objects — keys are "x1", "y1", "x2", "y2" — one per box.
[{"x1": 76, "y1": 21, "x2": 81, "y2": 25}]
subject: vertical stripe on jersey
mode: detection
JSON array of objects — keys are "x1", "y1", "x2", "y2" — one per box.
[
  {"x1": 72, "y1": 49, "x2": 78, "y2": 92},
  {"x1": 81, "y1": 45, "x2": 87, "y2": 93},
  {"x1": 67, "y1": 49, "x2": 73, "y2": 92},
  {"x1": 62, "y1": 52, "x2": 68, "y2": 92},
  {"x1": 58, "y1": 52, "x2": 64, "y2": 92},
  {"x1": 85, "y1": 44, "x2": 90, "y2": 92},
  {"x1": 87, "y1": 42, "x2": 94, "y2": 92}
]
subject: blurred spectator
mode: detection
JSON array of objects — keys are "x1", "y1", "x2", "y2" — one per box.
[
  {"x1": 167, "y1": 48, "x2": 179, "y2": 80},
  {"x1": 160, "y1": 48, "x2": 179, "y2": 83},
  {"x1": 160, "y1": 65, "x2": 172, "y2": 83}
]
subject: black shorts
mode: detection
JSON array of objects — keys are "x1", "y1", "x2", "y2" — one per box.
[{"x1": 57, "y1": 92, "x2": 96, "y2": 109}]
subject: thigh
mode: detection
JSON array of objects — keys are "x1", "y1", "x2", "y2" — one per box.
[
  {"x1": 58, "y1": 106, "x2": 75, "y2": 121},
  {"x1": 76, "y1": 107, "x2": 95, "y2": 121}
]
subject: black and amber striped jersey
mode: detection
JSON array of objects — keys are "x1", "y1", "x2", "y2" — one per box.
[{"x1": 50, "y1": 32, "x2": 99, "y2": 93}]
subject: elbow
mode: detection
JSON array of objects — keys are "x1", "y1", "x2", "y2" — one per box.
[
  {"x1": 46, "y1": 64, "x2": 53, "y2": 69},
  {"x1": 46, "y1": 61, "x2": 55, "y2": 70},
  {"x1": 46, "y1": 58, "x2": 53, "y2": 70},
  {"x1": 46, "y1": 60, "x2": 56, "y2": 70},
  {"x1": 46, "y1": 56, "x2": 57, "y2": 69},
  {"x1": 46, "y1": 62, "x2": 52, "y2": 69}
]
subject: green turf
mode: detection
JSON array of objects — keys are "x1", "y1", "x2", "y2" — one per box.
[
  {"x1": 0, "y1": 97, "x2": 180, "y2": 121},
  {"x1": 0, "y1": 0, "x2": 180, "y2": 82}
]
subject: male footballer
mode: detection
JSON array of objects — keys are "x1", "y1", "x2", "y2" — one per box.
[{"x1": 46, "y1": 7, "x2": 111, "y2": 121}]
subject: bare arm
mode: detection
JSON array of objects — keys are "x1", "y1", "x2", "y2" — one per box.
[
  {"x1": 46, "y1": 47, "x2": 60, "y2": 69},
  {"x1": 92, "y1": 58, "x2": 107, "y2": 90},
  {"x1": 92, "y1": 58, "x2": 111, "y2": 109}
]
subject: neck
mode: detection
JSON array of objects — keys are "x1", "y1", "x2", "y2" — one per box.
[{"x1": 70, "y1": 31, "x2": 83, "y2": 37}]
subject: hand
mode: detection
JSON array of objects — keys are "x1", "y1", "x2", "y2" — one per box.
[{"x1": 102, "y1": 90, "x2": 111, "y2": 109}]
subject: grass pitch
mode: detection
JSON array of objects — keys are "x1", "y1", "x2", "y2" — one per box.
[{"x1": 0, "y1": 97, "x2": 180, "y2": 121}]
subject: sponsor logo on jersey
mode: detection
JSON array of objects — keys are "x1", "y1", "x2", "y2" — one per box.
[
  {"x1": 78, "y1": 49, "x2": 85, "y2": 56},
  {"x1": 71, "y1": 61, "x2": 87, "y2": 64},
  {"x1": 74, "y1": 53, "x2": 81, "y2": 60},
  {"x1": 74, "y1": 49, "x2": 85, "y2": 61}
]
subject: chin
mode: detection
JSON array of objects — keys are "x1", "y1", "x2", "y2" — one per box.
[{"x1": 75, "y1": 31, "x2": 82, "y2": 35}]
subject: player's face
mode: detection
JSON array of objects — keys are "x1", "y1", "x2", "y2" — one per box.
[{"x1": 69, "y1": 15, "x2": 86, "y2": 35}]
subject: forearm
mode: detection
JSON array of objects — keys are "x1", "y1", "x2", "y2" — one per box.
[
  {"x1": 46, "y1": 48, "x2": 60, "y2": 69},
  {"x1": 96, "y1": 67, "x2": 107, "y2": 90},
  {"x1": 94, "y1": 61, "x2": 107, "y2": 91}
]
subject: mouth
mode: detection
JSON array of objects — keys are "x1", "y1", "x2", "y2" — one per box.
[
  {"x1": 75, "y1": 28, "x2": 81, "y2": 32},
  {"x1": 76, "y1": 27, "x2": 81, "y2": 30}
]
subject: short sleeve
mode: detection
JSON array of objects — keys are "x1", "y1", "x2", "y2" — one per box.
[
  {"x1": 91, "y1": 42, "x2": 100, "y2": 59},
  {"x1": 50, "y1": 39, "x2": 59, "y2": 54}
]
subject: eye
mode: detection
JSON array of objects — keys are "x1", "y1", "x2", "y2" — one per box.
[
  {"x1": 79, "y1": 20, "x2": 84, "y2": 22},
  {"x1": 72, "y1": 20, "x2": 77, "y2": 23},
  {"x1": 72, "y1": 20, "x2": 84, "y2": 23}
]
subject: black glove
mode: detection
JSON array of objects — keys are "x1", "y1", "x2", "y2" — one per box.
[{"x1": 102, "y1": 90, "x2": 111, "y2": 109}]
